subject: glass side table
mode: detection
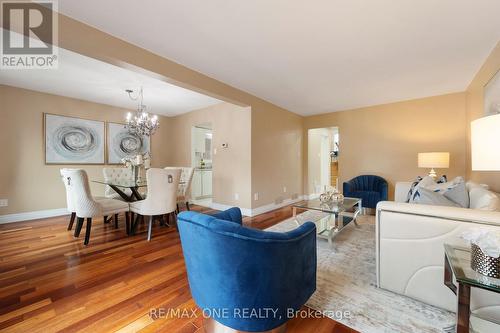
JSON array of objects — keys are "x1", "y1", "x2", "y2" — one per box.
[{"x1": 444, "y1": 244, "x2": 500, "y2": 333}]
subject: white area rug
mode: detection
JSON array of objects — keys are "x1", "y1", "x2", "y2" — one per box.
[{"x1": 267, "y1": 211, "x2": 455, "y2": 333}]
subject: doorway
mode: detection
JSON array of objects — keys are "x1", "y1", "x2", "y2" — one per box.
[
  {"x1": 191, "y1": 124, "x2": 213, "y2": 207},
  {"x1": 307, "y1": 127, "x2": 340, "y2": 197}
]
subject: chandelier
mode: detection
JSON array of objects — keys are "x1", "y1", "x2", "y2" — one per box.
[{"x1": 125, "y1": 87, "x2": 159, "y2": 137}]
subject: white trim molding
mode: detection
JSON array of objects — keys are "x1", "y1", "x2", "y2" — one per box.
[
  {"x1": 249, "y1": 196, "x2": 306, "y2": 217},
  {"x1": 0, "y1": 195, "x2": 308, "y2": 223},
  {"x1": 0, "y1": 208, "x2": 68, "y2": 224},
  {"x1": 210, "y1": 202, "x2": 253, "y2": 217}
]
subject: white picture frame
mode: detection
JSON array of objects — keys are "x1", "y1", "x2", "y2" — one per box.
[{"x1": 44, "y1": 113, "x2": 105, "y2": 164}]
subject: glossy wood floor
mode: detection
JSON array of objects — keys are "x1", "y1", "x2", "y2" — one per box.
[{"x1": 0, "y1": 204, "x2": 357, "y2": 333}]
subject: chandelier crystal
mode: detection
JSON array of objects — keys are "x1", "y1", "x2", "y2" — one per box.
[{"x1": 125, "y1": 87, "x2": 159, "y2": 137}]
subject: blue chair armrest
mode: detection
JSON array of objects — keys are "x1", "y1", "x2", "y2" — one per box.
[
  {"x1": 278, "y1": 221, "x2": 316, "y2": 241},
  {"x1": 211, "y1": 207, "x2": 243, "y2": 224},
  {"x1": 343, "y1": 181, "x2": 354, "y2": 194},
  {"x1": 378, "y1": 182, "x2": 389, "y2": 200}
]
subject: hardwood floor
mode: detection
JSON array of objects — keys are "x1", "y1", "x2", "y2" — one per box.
[{"x1": 0, "y1": 205, "x2": 357, "y2": 333}]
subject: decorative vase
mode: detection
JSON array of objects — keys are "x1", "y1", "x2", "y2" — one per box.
[
  {"x1": 471, "y1": 243, "x2": 500, "y2": 278},
  {"x1": 319, "y1": 192, "x2": 331, "y2": 203},
  {"x1": 331, "y1": 188, "x2": 344, "y2": 203}
]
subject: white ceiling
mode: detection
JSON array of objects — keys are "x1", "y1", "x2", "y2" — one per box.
[
  {"x1": 58, "y1": 0, "x2": 500, "y2": 116},
  {"x1": 0, "y1": 35, "x2": 222, "y2": 116}
]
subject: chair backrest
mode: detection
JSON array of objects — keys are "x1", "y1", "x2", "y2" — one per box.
[
  {"x1": 164, "y1": 167, "x2": 194, "y2": 200},
  {"x1": 139, "y1": 168, "x2": 181, "y2": 215},
  {"x1": 350, "y1": 175, "x2": 388, "y2": 191},
  {"x1": 103, "y1": 167, "x2": 133, "y2": 197},
  {"x1": 177, "y1": 209, "x2": 317, "y2": 331},
  {"x1": 60, "y1": 168, "x2": 75, "y2": 212},
  {"x1": 66, "y1": 169, "x2": 102, "y2": 218}
]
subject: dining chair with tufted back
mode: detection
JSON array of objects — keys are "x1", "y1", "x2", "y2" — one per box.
[
  {"x1": 103, "y1": 167, "x2": 133, "y2": 199},
  {"x1": 130, "y1": 168, "x2": 181, "y2": 241},
  {"x1": 66, "y1": 169, "x2": 130, "y2": 245}
]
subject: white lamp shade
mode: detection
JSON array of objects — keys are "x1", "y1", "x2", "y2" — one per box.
[
  {"x1": 471, "y1": 113, "x2": 500, "y2": 171},
  {"x1": 418, "y1": 152, "x2": 450, "y2": 168}
]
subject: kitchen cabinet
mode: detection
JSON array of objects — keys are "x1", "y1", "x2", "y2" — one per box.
[
  {"x1": 192, "y1": 171, "x2": 202, "y2": 198},
  {"x1": 193, "y1": 169, "x2": 212, "y2": 199}
]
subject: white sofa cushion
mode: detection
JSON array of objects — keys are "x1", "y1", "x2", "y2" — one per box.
[{"x1": 470, "y1": 186, "x2": 500, "y2": 211}]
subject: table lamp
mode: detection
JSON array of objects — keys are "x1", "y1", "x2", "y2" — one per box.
[
  {"x1": 471, "y1": 113, "x2": 500, "y2": 171},
  {"x1": 418, "y1": 152, "x2": 450, "y2": 178}
]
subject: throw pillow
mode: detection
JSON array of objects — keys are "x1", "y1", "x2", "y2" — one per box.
[
  {"x1": 408, "y1": 176, "x2": 436, "y2": 203},
  {"x1": 430, "y1": 176, "x2": 465, "y2": 194},
  {"x1": 406, "y1": 176, "x2": 422, "y2": 202},
  {"x1": 437, "y1": 175, "x2": 448, "y2": 183},
  {"x1": 443, "y1": 182, "x2": 470, "y2": 208},
  {"x1": 416, "y1": 188, "x2": 461, "y2": 207}
]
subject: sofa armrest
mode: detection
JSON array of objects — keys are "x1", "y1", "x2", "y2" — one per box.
[
  {"x1": 376, "y1": 200, "x2": 500, "y2": 319},
  {"x1": 394, "y1": 182, "x2": 412, "y2": 203}
]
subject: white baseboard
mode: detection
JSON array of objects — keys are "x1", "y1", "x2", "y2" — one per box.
[
  {"x1": 249, "y1": 196, "x2": 305, "y2": 217},
  {"x1": 0, "y1": 195, "x2": 308, "y2": 223},
  {"x1": 210, "y1": 202, "x2": 253, "y2": 217},
  {"x1": 0, "y1": 208, "x2": 68, "y2": 224}
]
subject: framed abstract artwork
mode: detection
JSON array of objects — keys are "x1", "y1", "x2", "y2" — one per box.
[
  {"x1": 106, "y1": 122, "x2": 150, "y2": 164},
  {"x1": 484, "y1": 69, "x2": 500, "y2": 115},
  {"x1": 44, "y1": 113, "x2": 105, "y2": 164}
]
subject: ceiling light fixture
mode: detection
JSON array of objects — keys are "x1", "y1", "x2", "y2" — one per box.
[{"x1": 125, "y1": 87, "x2": 159, "y2": 137}]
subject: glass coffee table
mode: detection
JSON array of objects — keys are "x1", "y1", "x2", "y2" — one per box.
[{"x1": 292, "y1": 197, "x2": 362, "y2": 247}]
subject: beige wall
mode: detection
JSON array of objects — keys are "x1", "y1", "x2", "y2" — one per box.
[
  {"x1": 304, "y1": 93, "x2": 467, "y2": 199},
  {"x1": 251, "y1": 107, "x2": 303, "y2": 208},
  {"x1": 0, "y1": 85, "x2": 171, "y2": 215},
  {"x1": 466, "y1": 42, "x2": 500, "y2": 192},
  {"x1": 167, "y1": 103, "x2": 252, "y2": 208},
  {"x1": 51, "y1": 13, "x2": 303, "y2": 210}
]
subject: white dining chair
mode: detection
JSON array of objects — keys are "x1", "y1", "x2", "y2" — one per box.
[
  {"x1": 60, "y1": 169, "x2": 76, "y2": 231},
  {"x1": 103, "y1": 167, "x2": 133, "y2": 200},
  {"x1": 66, "y1": 169, "x2": 130, "y2": 245},
  {"x1": 164, "y1": 167, "x2": 194, "y2": 211},
  {"x1": 130, "y1": 168, "x2": 181, "y2": 241}
]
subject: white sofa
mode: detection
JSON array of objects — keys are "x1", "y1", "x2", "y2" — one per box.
[{"x1": 376, "y1": 181, "x2": 500, "y2": 331}]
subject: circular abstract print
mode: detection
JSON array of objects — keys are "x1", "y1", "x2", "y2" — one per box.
[
  {"x1": 52, "y1": 125, "x2": 99, "y2": 159},
  {"x1": 112, "y1": 131, "x2": 146, "y2": 158}
]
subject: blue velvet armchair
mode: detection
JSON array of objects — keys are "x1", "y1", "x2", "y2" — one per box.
[
  {"x1": 343, "y1": 175, "x2": 388, "y2": 209},
  {"x1": 177, "y1": 207, "x2": 317, "y2": 332}
]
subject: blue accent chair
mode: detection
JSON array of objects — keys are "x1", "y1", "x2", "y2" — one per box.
[
  {"x1": 177, "y1": 207, "x2": 317, "y2": 332},
  {"x1": 343, "y1": 175, "x2": 388, "y2": 209}
]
